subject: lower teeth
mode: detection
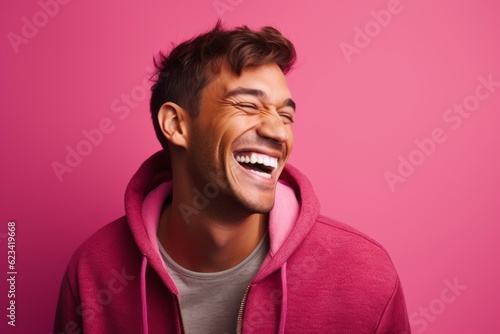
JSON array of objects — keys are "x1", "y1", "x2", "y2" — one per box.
[{"x1": 248, "y1": 169, "x2": 271, "y2": 179}]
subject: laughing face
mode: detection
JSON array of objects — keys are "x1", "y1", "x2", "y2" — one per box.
[{"x1": 186, "y1": 62, "x2": 295, "y2": 214}]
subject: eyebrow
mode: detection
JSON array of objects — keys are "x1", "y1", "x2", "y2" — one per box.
[{"x1": 224, "y1": 87, "x2": 296, "y2": 111}]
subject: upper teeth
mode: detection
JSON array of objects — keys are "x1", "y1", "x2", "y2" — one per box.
[{"x1": 235, "y1": 153, "x2": 278, "y2": 169}]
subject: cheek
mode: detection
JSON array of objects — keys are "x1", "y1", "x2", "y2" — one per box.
[
  {"x1": 287, "y1": 127, "x2": 294, "y2": 149},
  {"x1": 220, "y1": 118, "x2": 255, "y2": 144}
]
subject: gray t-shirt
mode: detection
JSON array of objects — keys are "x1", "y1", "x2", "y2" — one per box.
[{"x1": 158, "y1": 234, "x2": 269, "y2": 334}]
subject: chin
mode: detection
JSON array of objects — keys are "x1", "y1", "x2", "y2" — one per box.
[{"x1": 240, "y1": 195, "x2": 275, "y2": 214}]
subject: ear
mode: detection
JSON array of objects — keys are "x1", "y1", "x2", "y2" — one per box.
[{"x1": 157, "y1": 102, "x2": 189, "y2": 148}]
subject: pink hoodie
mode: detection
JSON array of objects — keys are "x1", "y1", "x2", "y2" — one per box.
[{"x1": 54, "y1": 151, "x2": 411, "y2": 333}]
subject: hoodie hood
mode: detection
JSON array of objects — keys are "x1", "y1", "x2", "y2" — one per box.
[
  {"x1": 124, "y1": 150, "x2": 321, "y2": 333},
  {"x1": 125, "y1": 150, "x2": 320, "y2": 277}
]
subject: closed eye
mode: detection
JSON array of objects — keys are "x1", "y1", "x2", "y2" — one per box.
[
  {"x1": 280, "y1": 113, "x2": 294, "y2": 124},
  {"x1": 236, "y1": 103, "x2": 258, "y2": 109}
]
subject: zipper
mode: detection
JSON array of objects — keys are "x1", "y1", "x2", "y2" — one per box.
[
  {"x1": 236, "y1": 285, "x2": 251, "y2": 334},
  {"x1": 175, "y1": 294, "x2": 186, "y2": 334}
]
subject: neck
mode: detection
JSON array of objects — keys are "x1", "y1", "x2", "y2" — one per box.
[{"x1": 157, "y1": 193, "x2": 268, "y2": 273}]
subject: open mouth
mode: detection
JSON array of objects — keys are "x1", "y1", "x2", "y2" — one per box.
[{"x1": 234, "y1": 152, "x2": 278, "y2": 179}]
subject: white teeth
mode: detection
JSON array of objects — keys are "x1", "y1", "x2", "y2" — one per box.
[
  {"x1": 234, "y1": 152, "x2": 279, "y2": 170},
  {"x1": 248, "y1": 169, "x2": 272, "y2": 179}
]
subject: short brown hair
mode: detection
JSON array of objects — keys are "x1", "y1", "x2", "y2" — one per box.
[{"x1": 149, "y1": 21, "x2": 297, "y2": 150}]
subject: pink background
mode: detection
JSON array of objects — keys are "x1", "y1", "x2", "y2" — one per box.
[{"x1": 1, "y1": 0, "x2": 499, "y2": 333}]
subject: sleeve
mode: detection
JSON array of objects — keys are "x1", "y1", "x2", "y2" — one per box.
[
  {"x1": 375, "y1": 278, "x2": 412, "y2": 334},
  {"x1": 53, "y1": 267, "x2": 83, "y2": 334}
]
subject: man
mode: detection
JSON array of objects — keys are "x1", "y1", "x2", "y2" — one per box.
[{"x1": 54, "y1": 22, "x2": 410, "y2": 333}]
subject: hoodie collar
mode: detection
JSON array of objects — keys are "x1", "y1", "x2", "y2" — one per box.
[{"x1": 125, "y1": 150, "x2": 320, "y2": 281}]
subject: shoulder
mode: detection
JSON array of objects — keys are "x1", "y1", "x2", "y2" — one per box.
[
  {"x1": 284, "y1": 216, "x2": 409, "y2": 331},
  {"x1": 316, "y1": 215, "x2": 392, "y2": 254},
  {"x1": 291, "y1": 214, "x2": 400, "y2": 289},
  {"x1": 65, "y1": 217, "x2": 141, "y2": 283},
  {"x1": 315, "y1": 215, "x2": 395, "y2": 261},
  {"x1": 72, "y1": 217, "x2": 135, "y2": 258}
]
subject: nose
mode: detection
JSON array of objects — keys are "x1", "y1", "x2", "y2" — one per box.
[{"x1": 256, "y1": 111, "x2": 290, "y2": 144}]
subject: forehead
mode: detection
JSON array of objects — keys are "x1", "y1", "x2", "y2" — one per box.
[{"x1": 206, "y1": 62, "x2": 293, "y2": 103}]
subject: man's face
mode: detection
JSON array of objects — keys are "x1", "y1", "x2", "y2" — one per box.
[{"x1": 186, "y1": 62, "x2": 295, "y2": 214}]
